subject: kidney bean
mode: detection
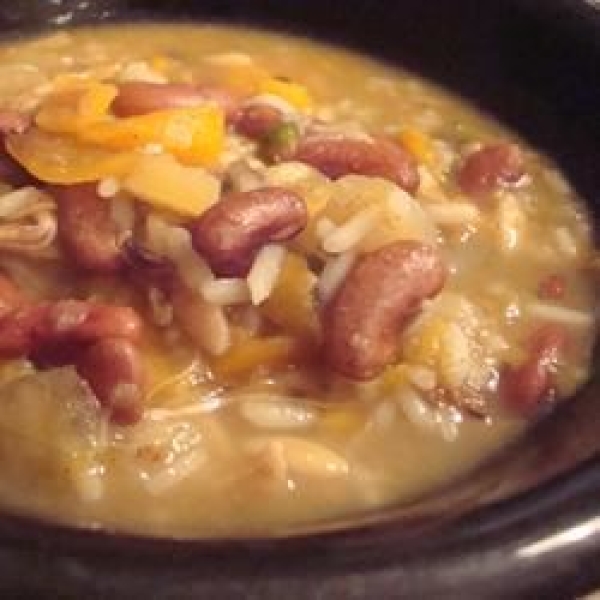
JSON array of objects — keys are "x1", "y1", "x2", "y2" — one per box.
[
  {"x1": 112, "y1": 82, "x2": 240, "y2": 119},
  {"x1": 537, "y1": 273, "x2": 567, "y2": 300},
  {"x1": 500, "y1": 324, "x2": 568, "y2": 415},
  {"x1": 0, "y1": 301, "x2": 142, "y2": 358},
  {"x1": 324, "y1": 240, "x2": 447, "y2": 380},
  {"x1": 191, "y1": 187, "x2": 307, "y2": 277},
  {"x1": 233, "y1": 104, "x2": 284, "y2": 140},
  {"x1": 77, "y1": 337, "x2": 145, "y2": 425},
  {"x1": 38, "y1": 301, "x2": 142, "y2": 345},
  {"x1": 54, "y1": 183, "x2": 123, "y2": 273},
  {"x1": 121, "y1": 237, "x2": 175, "y2": 288},
  {"x1": 457, "y1": 142, "x2": 525, "y2": 197},
  {"x1": 293, "y1": 136, "x2": 420, "y2": 194}
]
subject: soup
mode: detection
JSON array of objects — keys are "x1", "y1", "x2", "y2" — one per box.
[{"x1": 0, "y1": 24, "x2": 594, "y2": 537}]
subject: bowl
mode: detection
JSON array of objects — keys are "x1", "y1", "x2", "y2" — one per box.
[{"x1": 0, "y1": 1, "x2": 598, "y2": 598}]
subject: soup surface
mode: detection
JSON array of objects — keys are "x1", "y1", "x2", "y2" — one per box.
[{"x1": 0, "y1": 24, "x2": 595, "y2": 537}]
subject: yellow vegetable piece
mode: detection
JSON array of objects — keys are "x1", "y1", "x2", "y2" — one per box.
[
  {"x1": 6, "y1": 128, "x2": 137, "y2": 185},
  {"x1": 123, "y1": 153, "x2": 221, "y2": 217},
  {"x1": 259, "y1": 78, "x2": 312, "y2": 111},
  {"x1": 142, "y1": 334, "x2": 199, "y2": 402},
  {"x1": 0, "y1": 359, "x2": 34, "y2": 388},
  {"x1": 262, "y1": 253, "x2": 320, "y2": 340},
  {"x1": 212, "y1": 336, "x2": 298, "y2": 380},
  {"x1": 149, "y1": 55, "x2": 171, "y2": 75},
  {"x1": 77, "y1": 82, "x2": 118, "y2": 122},
  {"x1": 80, "y1": 105, "x2": 224, "y2": 165},
  {"x1": 399, "y1": 129, "x2": 435, "y2": 166},
  {"x1": 36, "y1": 83, "x2": 118, "y2": 135},
  {"x1": 380, "y1": 364, "x2": 410, "y2": 394},
  {"x1": 402, "y1": 317, "x2": 445, "y2": 369}
]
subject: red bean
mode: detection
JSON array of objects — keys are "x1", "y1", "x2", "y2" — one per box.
[
  {"x1": 0, "y1": 301, "x2": 142, "y2": 358},
  {"x1": 324, "y1": 241, "x2": 447, "y2": 380},
  {"x1": 54, "y1": 183, "x2": 123, "y2": 273},
  {"x1": 500, "y1": 324, "x2": 568, "y2": 415},
  {"x1": 77, "y1": 337, "x2": 145, "y2": 425},
  {"x1": 233, "y1": 104, "x2": 284, "y2": 139},
  {"x1": 293, "y1": 136, "x2": 420, "y2": 194},
  {"x1": 112, "y1": 82, "x2": 240, "y2": 120},
  {"x1": 537, "y1": 274, "x2": 567, "y2": 300},
  {"x1": 457, "y1": 143, "x2": 525, "y2": 197},
  {"x1": 191, "y1": 187, "x2": 308, "y2": 277},
  {"x1": 37, "y1": 302, "x2": 142, "y2": 345}
]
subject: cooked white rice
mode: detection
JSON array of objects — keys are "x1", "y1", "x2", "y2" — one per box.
[
  {"x1": 426, "y1": 202, "x2": 480, "y2": 226},
  {"x1": 148, "y1": 286, "x2": 173, "y2": 327},
  {"x1": 118, "y1": 60, "x2": 166, "y2": 83},
  {"x1": 97, "y1": 177, "x2": 120, "y2": 199},
  {"x1": 527, "y1": 302, "x2": 595, "y2": 327},
  {"x1": 317, "y1": 252, "x2": 356, "y2": 306},
  {"x1": 74, "y1": 463, "x2": 104, "y2": 503},
  {"x1": 142, "y1": 449, "x2": 207, "y2": 497},
  {"x1": 322, "y1": 207, "x2": 380, "y2": 254},
  {"x1": 407, "y1": 365, "x2": 437, "y2": 391},
  {"x1": 246, "y1": 436, "x2": 349, "y2": 478},
  {"x1": 200, "y1": 278, "x2": 250, "y2": 305},
  {"x1": 315, "y1": 216, "x2": 336, "y2": 240},
  {"x1": 109, "y1": 195, "x2": 135, "y2": 233},
  {"x1": 497, "y1": 193, "x2": 525, "y2": 252},
  {"x1": 555, "y1": 227, "x2": 578, "y2": 257},
  {"x1": 0, "y1": 186, "x2": 54, "y2": 219},
  {"x1": 246, "y1": 243, "x2": 286, "y2": 305},
  {"x1": 239, "y1": 396, "x2": 316, "y2": 430}
]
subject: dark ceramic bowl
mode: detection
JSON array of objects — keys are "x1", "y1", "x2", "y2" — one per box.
[{"x1": 0, "y1": 1, "x2": 599, "y2": 598}]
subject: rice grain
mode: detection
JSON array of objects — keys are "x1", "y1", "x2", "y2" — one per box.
[{"x1": 246, "y1": 244, "x2": 286, "y2": 305}]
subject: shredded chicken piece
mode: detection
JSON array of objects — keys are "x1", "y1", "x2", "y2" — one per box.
[{"x1": 0, "y1": 187, "x2": 57, "y2": 258}]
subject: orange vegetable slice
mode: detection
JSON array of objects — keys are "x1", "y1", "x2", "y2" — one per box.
[
  {"x1": 6, "y1": 128, "x2": 137, "y2": 184},
  {"x1": 262, "y1": 253, "x2": 320, "y2": 340},
  {"x1": 36, "y1": 82, "x2": 118, "y2": 135},
  {"x1": 259, "y1": 78, "x2": 312, "y2": 111},
  {"x1": 79, "y1": 105, "x2": 224, "y2": 165}
]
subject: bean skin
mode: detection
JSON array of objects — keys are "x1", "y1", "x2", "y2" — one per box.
[
  {"x1": 537, "y1": 273, "x2": 566, "y2": 300},
  {"x1": 112, "y1": 82, "x2": 240, "y2": 119},
  {"x1": 293, "y1": 137, "x2": 420, "y2": 194},
  {"x1": 0, "y1": 274, "x2": 145, "y2": 424},
  {"x1": 232, "y1": 104, "x2": 284, "y2": 140},
  {"x1": 0, "y1": 301, "x2": 142, "y2": 358},
  {"x1": 191, "y1": 187, "x2": 308, "y2": 277},
  {"x1": 54, "y1": 183, "x2": 123, "y2": 273},
  {"x1": 457, "y1": 143, "x2": 525, "y2": 197},
  {"x1": 500, "y1": 324, "x2": 568, "y2": 415},
  {"x1": 38, "y1": 302, "x2": 142, "y2": 345},
  {"x1": 77, "y1": 337, "x2": 145, "y2": 425},
  {"x1": 323, "y1": 240, "x2": 447, "y2": 380}
]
